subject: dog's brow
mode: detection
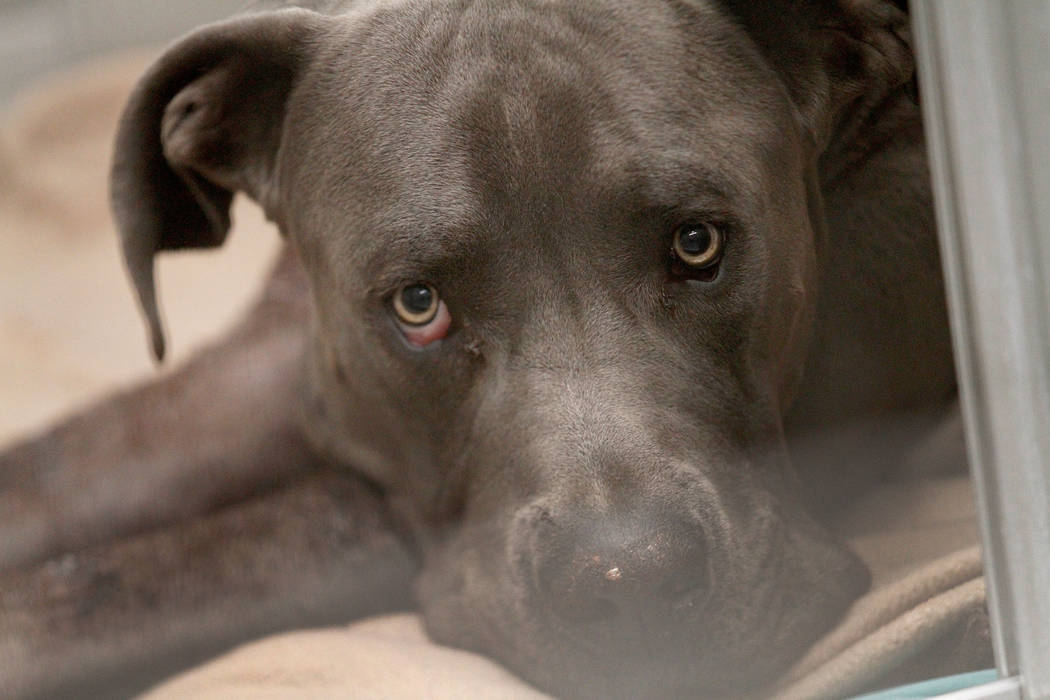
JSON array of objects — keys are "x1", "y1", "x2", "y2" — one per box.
[
  {"x1": 634, "y1": 154, "x2": 749, "y2": 214},
  {"x1": 363, "y1": 216, "x2": 489, "y2": 289}
]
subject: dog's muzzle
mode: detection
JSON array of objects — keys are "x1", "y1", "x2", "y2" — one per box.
[{"x1": 516, "y1": 503, "x2": 710, "y2": 626}]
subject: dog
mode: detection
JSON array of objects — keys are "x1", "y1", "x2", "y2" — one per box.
[{"x1": 0, "y1": 0, "x2": 960, "y2": 698}]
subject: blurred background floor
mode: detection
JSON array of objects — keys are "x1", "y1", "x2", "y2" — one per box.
[{"x1": 0, "y1": 0, "x2": 245, "y2": 105}]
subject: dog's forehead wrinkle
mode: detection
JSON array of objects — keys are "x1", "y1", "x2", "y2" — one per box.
[
  {"x1": 327, "y1": 0, "x2": 780, "y2": 189},
  {"x1": 357, "y1": 206, "x2": 488, "y2": 282}
]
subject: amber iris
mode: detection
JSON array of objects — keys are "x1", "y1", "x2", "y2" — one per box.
[{"x1": 393, "y1": 283, "x2": 440, "y2": 325}]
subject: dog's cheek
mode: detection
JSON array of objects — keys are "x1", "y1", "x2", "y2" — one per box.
[
  {"x1": 416, "y1": 544, "x2": 516, "y2": 656},
  {"x1": 760, "y1": 217, "x2": 820, "y2": 411},
  {"x1": 757, "y1": 509, "x2": 872, "y2": 655}
]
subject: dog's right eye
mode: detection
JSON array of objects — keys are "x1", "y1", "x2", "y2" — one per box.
[
  {"x1": 394, "y1": 283, "x2": 439, "y2": 325},
  {"x1": 392, "y1": 283, "x2": 451, "y2": 347}
]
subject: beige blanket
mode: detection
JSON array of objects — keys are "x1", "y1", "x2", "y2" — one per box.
[{"x1": 0, "y1": 53, "x2": 991, "y2": 700}]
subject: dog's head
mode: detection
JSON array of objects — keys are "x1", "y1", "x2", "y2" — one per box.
[{"x1": 111, "y1": 1, "x2": 912, "y2": 696}]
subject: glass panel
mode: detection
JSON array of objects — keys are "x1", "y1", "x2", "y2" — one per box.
[{"x1": 912, "y1": 1, "x2": 1050, "y2": 696}]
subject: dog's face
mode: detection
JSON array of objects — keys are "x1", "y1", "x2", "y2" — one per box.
[
  {"x1": 112, "y1": 0, "x2": 911, "y2": 696},
  {"x1": 290, "y1": 3, "x2": 865, "y2": 695}
]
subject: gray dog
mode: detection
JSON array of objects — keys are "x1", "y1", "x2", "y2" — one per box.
[{"x1": 1, "y1": 0, "x2": 959, "y2": 698}]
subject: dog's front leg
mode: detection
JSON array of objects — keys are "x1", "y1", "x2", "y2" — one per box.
[
  {"x1": 0, "y1": 470, "x2": 417, "y2": 700},
  {"x1": 0, "y1": 248, "x2": 321, "y2": 571}
]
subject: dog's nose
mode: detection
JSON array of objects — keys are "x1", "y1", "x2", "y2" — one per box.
[{"x1": 532, "y1": 514, "x2": 709, "y2": 623}]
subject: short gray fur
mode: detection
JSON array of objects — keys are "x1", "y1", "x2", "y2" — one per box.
[{"x1": 1, "y1": 1, "x2": 985, "y2": 697}]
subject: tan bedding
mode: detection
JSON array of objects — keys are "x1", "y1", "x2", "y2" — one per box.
[{"x1": 0, "y1": 52, "x2": 991, "y2": 700}]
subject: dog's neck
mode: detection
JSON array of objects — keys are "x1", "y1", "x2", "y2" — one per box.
[
  {"x1": 786, "y1": 89, "x2": 957, "y2": 506},
  {"x1": 820, "y1": 85, "x2": 920, "y2": 186}
]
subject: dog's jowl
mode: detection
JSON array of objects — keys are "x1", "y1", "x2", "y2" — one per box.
[{"x1": 2, "y1": 1, "x2": 957, "y2": 698}]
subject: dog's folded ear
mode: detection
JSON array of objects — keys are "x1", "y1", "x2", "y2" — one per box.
[
  {"x1": 110, "y1": 9, "x2": 325, "y2": 360},
  {"x1": 718, "y1": 0, "x2": 913, "y2": 157}
]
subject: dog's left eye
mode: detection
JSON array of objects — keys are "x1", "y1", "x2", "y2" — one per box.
[
  {"x1": 392, "y1": 283, "x2": 451, "y2": 347},
  {"x1": 672, "y1": 222, "x2": 724, "y2": 271}
]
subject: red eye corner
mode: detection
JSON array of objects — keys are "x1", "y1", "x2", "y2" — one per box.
[{"x1": 400, "y1": 299, "x2": 451, "y2": 347}]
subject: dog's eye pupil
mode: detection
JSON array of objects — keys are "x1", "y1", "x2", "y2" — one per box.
[
  {"x1": 672, "y1": 222, "x2": 724, "y2": 271},
  {"x1": 402, "y1": 285, "x2": 433, "y2": 313},
  {"x1": 679, "y1": 227, "x2": 710, "y2": 255}
]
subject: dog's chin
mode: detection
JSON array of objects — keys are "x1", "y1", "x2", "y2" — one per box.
[{"x1": 418, "y1": 534, "x2": 870, "y2": 700}]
